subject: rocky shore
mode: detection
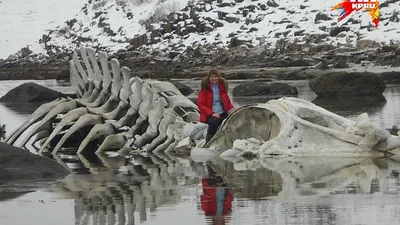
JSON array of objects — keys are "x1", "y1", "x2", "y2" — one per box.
[{"x1": 0, "y1": 42, "x2": 399, "y2": 81}]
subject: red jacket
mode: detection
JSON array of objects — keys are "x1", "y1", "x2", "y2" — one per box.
[
  {"x1": 197, "y1": 78, "x2": 234, "y2": 123},
  {"x1": 200, "y1": 178, "x2": 233, "y2": 216}
]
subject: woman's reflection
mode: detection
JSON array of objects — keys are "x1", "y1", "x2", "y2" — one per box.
[{"x1": 200, "y1": 166, "x2": 233, "y2": 224}]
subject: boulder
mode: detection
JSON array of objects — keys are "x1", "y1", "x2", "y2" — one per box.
[
  {"x1": 380, "y1": 71, "x2": 400, "y2": 84},
  {"x1": 309, "y1": 72, "x2": 386, "y2": 97},
  {"x1": 0, "y1": 142, "x2": 69, "y2": 183},
  {"x1": 55, "y1": 68, "x2": 70, "y2": 80},
  {"x1": 233, "y1": 82, "x2": 298, "y2": 96},
  {"x1": 332, "y1": 60, "x2": 349, "y2": 68},
  {"x1": 0, "y1": 82, "x2": 73, "y2": 102},
  {"x1": 264, "y1": 57, "x2": 314, "y2": 68},
  {"x1": 170, "y1": 80, "x2": 194, "y2": 96}
]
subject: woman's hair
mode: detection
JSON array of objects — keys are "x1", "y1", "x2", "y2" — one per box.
[
  {"x1": 207, "y1": 68, "x2": 221, "y2": 79},
  {"x1": 201, "y1": 69, "x2": 228, "y2": 90}
]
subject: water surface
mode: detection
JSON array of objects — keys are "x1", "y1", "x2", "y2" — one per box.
[{"x1": 1, "y1": 79, "x2": 400, "y2": 225}]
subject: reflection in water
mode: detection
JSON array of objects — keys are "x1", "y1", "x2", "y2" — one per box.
[
  {"x1": 0, "y1": 191, "x2": 34, "y2": 202},
  {"x1": 312, "y1": 95, "x2": 387, "y2": 112},
  {"x1": 44, "y1": 148, "x2": 400, "y2": 225},
  {"x1": 200, "y1": 166, "x2": 233, "y2": 225},
  {"x1": 206, "y1": 157, "x2": 283, "y2": 199},
  {"x1": 50, "y1": 151, "x2": 208, "y2": 225},
  {"x1": 1, "y1": 102, "x2": 44, "y2": 115},
  {"x1": 209, "y1": 155, "x2": 400, "y2": 199}
]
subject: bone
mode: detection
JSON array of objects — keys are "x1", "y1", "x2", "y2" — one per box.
[
  {"x1": 143, "y1": 108, "x2": 177, "y2": 153},
  {"x1": 86, "y1": 48, "x2": 103, "y2": 89},
  {"x1": 152, "y1": 80, "x2": 198, "y2": 110},
  {"x1": 163, "y1": 119, "x2": 186, "y2": 153},
  {"x1": 112, "y1": 77, "x2": 144, "y2": 129},
  {"x1": 132, "y1": 97, "x2": 167, "y2": 149},
  {"x1": 83, "y1": 51, "x2": 113, "y2": 109},
  {"x1": 39, "y1": 107, "x2": 88, "y2": 154},
  {"x1": 110, "y1": 59, "x2": 122, "y2": 99},
  {"x1": 17, "y1": 100, "x2": 78, "y2": 148},
  {"x1": 100, "y1": 59, "x2": 127, "y2": 120},
  {"x1": 125, "y1": 83, "x2": 154, "y2": 139},
  {"x1": 95, "y1": 134, "x2": 126, "y2": 154},
  {"x1": 20, "y1": 120, "x2": 52, "y2": 148},
  {"x1": 72, "y1": 51, "x2": 89, "y2": 98},
  {"x1": 86, "y1": 55, "x2": 120, "y2": 116},
  {"x1": 6, "y1": 98, "x2": 67, "y2": 145},
  {"x1": 31, "y1": 130, "x2": 50, "y2": 151},
  {"x1": 77, "y1": 47, "x2": 98, "y2": 103},
  {"x1": 77, "y1": 123, "x2": 115, "y2": 154},
  {"x1": 69, "y1": 60, "x2": 85, "y2": 98},
  {"x1": 52, "y1": 114, "x2": 103, "y2": 154},
  {"x1": 82, "y1": 49, "x2": 110, "y2": 108},
  {"x1": 87, "y1": 91, "x2": 118, "y2": 115},
  {"x1": 100, "y1": 67, "x2": 132, "y2": 120},
  {"x1": 120, "y1": 67, "x2": 133, "y2": 103}
]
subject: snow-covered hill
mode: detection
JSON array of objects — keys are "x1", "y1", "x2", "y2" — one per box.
[
  {"x1": 1, "y1": 0, "x2": 400, "y2": 72},
  {"x1": 0, "y1": 0, "x2": 83, "y2": 59},
  {"x1": 39, "y1": 0, "x2": 400, "y2": 57}
]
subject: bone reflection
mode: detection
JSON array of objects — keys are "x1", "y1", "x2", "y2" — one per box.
[
  {"x1": 208, "y1": 155, "x2": 397, "y2": 199},
  {"x1": 50, "y1": 152, "x2": 205, "y2": 225}
]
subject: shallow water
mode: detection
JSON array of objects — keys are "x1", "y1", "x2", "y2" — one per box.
[{"x1": 1, "y1": 79, "x2": 400, "y2": 225}]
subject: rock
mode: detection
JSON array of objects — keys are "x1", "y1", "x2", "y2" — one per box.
[
  {"x1": 315, "y1": 61, "x2": 329, "y2": 70},
  {"x1": 356, "y1": 40, "x2": 381, "y2": 49},
  {"x1": 396, "y1": 46, "x2": 400, "y2": 55},
  {"x1": 267, "y1": 0, "x2": 279, "y2": 7},
  {"x1": 232, "y1": 81, "x2": 298, "y2": 96},
  {"x1": 332, "y1": 60, "x2": 349, "y2": 68},
  {"x1": 314, "y1": 12, "x2": 332, "y2": 23},
  {"x1": 264, "y1": 57, "x2": 314, "y2": 67},
  {"x1": 229, "y1": 36, "x2": 250, "y2": 47},
  {"x1": 380, "y1": 71, "x2": 400, "y2": 83},
  {"x1": 380, "y1": 45, "x2": 398, "y2": 53},
  {"x1": 0, "y1": 82, "x2": 72, "y2": 102},
  {"x1": 0, "y1": 142, "x2": 69, "y2": 183},
  {"x1": 170, "y1": 80, "x2": 194, "y2": 96},
  {"x1": 309, "y1": 44, "x2": 335, "y2": 53},
  {"x1": 225, "y1": 15, "x2": 237, "y2": 23},
  {"x1": 386, "y1": 125, "x2": 400, "y2": 136},
  {"x1": 329, "y1": 26, "x2": 350, "y2": 37},
  {"x1": 276, "y1": 70, "x2": 316, "y2": 80},
  {"x1": 309, "y1": 72, "x2": 386, "y2": 97},
  {"x1": 312, "y1": 95, "x2": 387, "y2": 108},
  {"x1": 55, "y1": 68, "x2": 70, "y2": 80}
]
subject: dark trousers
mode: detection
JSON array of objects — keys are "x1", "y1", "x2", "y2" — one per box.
[{"x1": 206, "y1": 113, "x2": 227, "y2": 141}]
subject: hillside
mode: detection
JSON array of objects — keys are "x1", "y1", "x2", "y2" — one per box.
[{"x1": 1, "y1": 0, "x2": 400, "y2": 78}]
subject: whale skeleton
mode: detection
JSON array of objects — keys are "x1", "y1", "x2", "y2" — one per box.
[
  {"x1": 8, "y1": 47, "x2": 400, "y2": 159},
  {"x1": 6, "y1": 47, "x2": 200, "y2": 155}
]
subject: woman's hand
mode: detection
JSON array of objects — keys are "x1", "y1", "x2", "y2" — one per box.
[{"x1": 212, "y1": 113, "x2": 221, "y2": 119}]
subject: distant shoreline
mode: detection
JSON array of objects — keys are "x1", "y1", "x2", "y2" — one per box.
[{"x1": 1, "y1": 64, "x2": 400, "y2": 82}]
